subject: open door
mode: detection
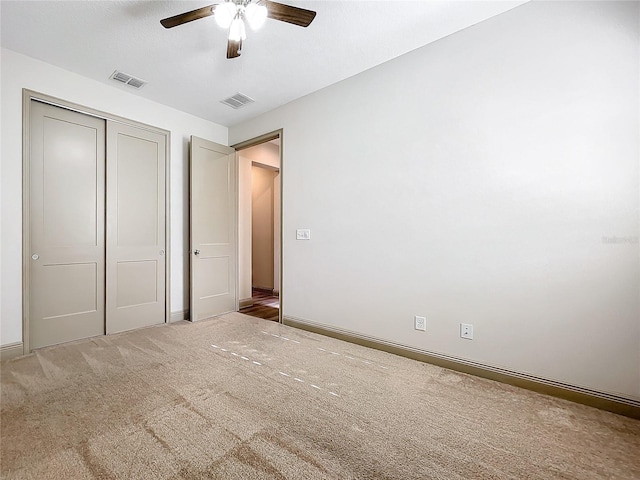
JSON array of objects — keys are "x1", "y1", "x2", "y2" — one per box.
[{"x1": 189, "y1": 136, "x2": 237, "y2": 321}]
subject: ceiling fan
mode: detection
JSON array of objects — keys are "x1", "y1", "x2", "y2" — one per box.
[{"x1": 160, "y1": 0, "x2": 316, "y2": 59}]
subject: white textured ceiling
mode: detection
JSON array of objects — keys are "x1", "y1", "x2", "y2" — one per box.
[{"x1": 1, "y1": 0, "x2": 528, "y2": 127}]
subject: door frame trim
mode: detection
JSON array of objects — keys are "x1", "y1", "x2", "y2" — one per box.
[
  {"x1": 21, "y1": 89, "x2": 172, "y2": 354},
  {"x1": 232, "y1": 129, "x2": 283, "y2": 323}
]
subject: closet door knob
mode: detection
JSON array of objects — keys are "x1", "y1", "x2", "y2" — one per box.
[
  {"x1": 194, "y1": 249, "x2": 200, "y2": 256},
  {"x1": 31, "y1": 253, "x2": 39, "y2": 260}
]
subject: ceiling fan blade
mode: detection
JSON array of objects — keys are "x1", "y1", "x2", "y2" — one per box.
[
  {"x1": 264, "y1": 0, "x2": 316, "y2": 27},
  {"x1": 227, "y1": 39, "x2": 242, "y2": 59},
  {"x1": 160, "y1": 4, "x2": 217, "y2": 29}
]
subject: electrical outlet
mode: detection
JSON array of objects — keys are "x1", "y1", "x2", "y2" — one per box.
[
  {"x1": 460, "y1": 323, "x2": 473, "y2": 340},
  {"x1": 414, "y1": 316, "x2": 426, "y2": 331}
]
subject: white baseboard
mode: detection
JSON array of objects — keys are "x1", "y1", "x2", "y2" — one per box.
[{"x1": 1, "y1": 342, "x2": 24, "y2": 361}]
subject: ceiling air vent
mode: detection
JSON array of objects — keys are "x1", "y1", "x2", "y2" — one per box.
[
  {"x1": 109, "y1": 70, "x2": 147, "y2": 89},
  {"x1": 220, "y1": 92, "x2": 255, "y2": 109}
]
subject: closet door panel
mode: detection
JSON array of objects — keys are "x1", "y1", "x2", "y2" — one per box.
[
  {"x1": 28, "y1": 101, "x2": 106, "y2": 350},
  {"x1": 106, "y1": 122, "x2": 166, "y2": 333}
]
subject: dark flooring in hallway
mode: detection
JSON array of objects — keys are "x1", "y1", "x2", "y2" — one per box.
[{"x1": 239, "y1": 289, "x2": 279, "y2": 322}]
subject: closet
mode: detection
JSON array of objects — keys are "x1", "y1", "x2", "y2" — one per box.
[{"x1": 26, "y1": 99, "x2": 167, "y2": 351}]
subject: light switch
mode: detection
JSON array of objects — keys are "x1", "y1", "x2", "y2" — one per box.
[{"x1": 296, "y1": 229, "x2": 311, "y2": 240}]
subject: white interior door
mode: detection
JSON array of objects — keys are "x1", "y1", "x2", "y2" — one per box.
[
  {"x1": 190, "y1": 136, "x2": 237, "y2": 321},
  {"x1": 28, "y1": 101, "x2": 106, "y2": 349},
  {"x1": 106, "y1": 121, "x2": 166, "y2": 333}
]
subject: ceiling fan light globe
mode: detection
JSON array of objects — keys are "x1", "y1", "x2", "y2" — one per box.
[
  {"x1": 245, "y1": 3, "x2": 268, "y2": 30},
  {"x1": 229, "y1": 18, "x2": 247, "y2": 41},
  {"x1": 215, "y1": 1, "x2": 237, "y2": 29}
]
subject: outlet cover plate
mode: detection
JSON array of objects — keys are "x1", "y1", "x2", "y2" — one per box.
[
  {"x1": 415, "y1": 316, "x2": 426, "y2": 331},
  {"x1": 460, "y1": 323, "x2": 473, "y2": 340}
]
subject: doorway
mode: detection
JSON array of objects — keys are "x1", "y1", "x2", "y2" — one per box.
[{"x1": 236, "y1": 136, "x2": 281, "y2": 323}]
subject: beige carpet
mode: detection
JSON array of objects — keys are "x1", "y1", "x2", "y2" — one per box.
[{"x1": 1, "y1": 313, "x2": 639, "y2": 479}]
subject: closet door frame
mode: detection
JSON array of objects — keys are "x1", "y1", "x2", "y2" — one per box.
[{"x1": 22, "y1": 89, "x2": 172, "y2": 354}]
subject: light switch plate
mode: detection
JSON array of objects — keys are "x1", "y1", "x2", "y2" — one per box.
[{"x1": 296, "y1": 229, "x2": 311, "y2": 240}]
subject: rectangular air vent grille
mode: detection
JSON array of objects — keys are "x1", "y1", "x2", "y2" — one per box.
[
  {"x1": 109, "y1": 70, "x2": 147, "y2": 89},
  {"x1": 220, "y1": 92, "x2": 255, "y2": 109}
]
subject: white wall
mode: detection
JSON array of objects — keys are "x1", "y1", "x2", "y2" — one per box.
[
  {"x1": 242, "y1": 142, "x2": 280, "y2": 169},
  {"x1": 273, "y1": 171, "x2": 280, "y2": 295},
  {"x1": 238, "y1": 154, "x2": 253, "y2": 302},
  {"x1": 230, "y1": 1, "x2": 640, "y2": 400},
  {"x1": 0, "y1": 48, "x2": 228, "y2": 345}
]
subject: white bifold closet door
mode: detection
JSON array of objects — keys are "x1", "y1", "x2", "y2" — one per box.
[{"x1": 28, "y1": 101, "x2": 166, "y2": 350}]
